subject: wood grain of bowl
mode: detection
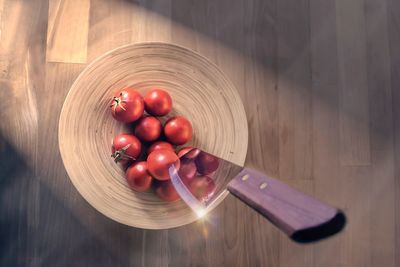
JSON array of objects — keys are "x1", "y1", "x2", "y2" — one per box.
[{"x1": 59, "y1": 42, "x2": 248, "y2": 229}]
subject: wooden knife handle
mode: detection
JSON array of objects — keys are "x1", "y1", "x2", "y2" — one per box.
[{"x1": 227, "y1": 168, "x2": 346, "y2": 243}]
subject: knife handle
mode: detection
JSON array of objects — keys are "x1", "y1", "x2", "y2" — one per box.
[{"x1": 227, "y1": 168, "x2": 346, "y2": 243}]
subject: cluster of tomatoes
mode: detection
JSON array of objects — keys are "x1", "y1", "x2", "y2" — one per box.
[{"x1": 110, "y1": 88, "x2": 218, "y2": 202}]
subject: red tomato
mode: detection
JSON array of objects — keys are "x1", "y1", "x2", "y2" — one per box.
[
  {"x1": 177, "y1": 146, "x2": 200, "y2": 159},
  {"x1": 164, "y1": 116, "x2": 193, "y2": 145},
  {"x1": 111, "y1": 134, "x2": 141, "y2": 164},
  {"x1": 110, "y1": 88, "x2": 144, "y2": 122},
  {"x1": 178, "y1": 159, "x2": 197, "y2": 180},
  {"x1": 134, "y1": 116, "x2": 162, "y2": 142},
  {"x1": 187, "y1": 176, "x2": 216, "y2": 202},
  {"x1": 125, "y1": 161, "x2": 153, "y2": 192},
  {"x1": 143, "y1": 89, "x2": 172, "y2": 116},
  {"x1": 154, "y1": 180, "x2": 180, "y2": 202},
  {"x1": 147, "y1": 141, "x2": 174, "y2": 155},
  {"x1": 147, "y1": 149, "x2": 180, "y2": 181},
  {"x1": 195, "y1": 151, "x2": 220, "y2": 175}
]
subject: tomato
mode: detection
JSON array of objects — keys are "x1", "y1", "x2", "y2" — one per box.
[
  {"x1": 147, "y1": 149, "x2": 180, "y2": 181},
  {"x1": 143, "y1": 89, "x2": 172, "y2": 116},
  {"x1": 134, "y1": 116, "x2": 162, "y2": 142},
  {"x1": 111, "y1": 134, "x2": 141, "y2": 164},
  {"x1": 178, "y1": 159, "x2": 197, "y2": 180},
  {"x1": 147, "y1": 141, "x2": 174, "y2": 155},
  {"x1": 154, "y1": 180, "x2": 180, "y2": 202},
  {"x1": 164, "y1": 116, "x2": 193, "y2": 145},
  {"x1": 187, "y1": 176, "x2": 216, "y2": 202},
  {"x1": 177, "y1": 146, "x2": 200, "y2": 159},
  {"x1": 110, "y1": 88, "x2": 144, "y2": 122},
  {"x1": 195, "y1": 151, "x2": 220, "y2": 175},
  {"x1": 125, "y1": 161, "x2": 153, "y2": 192}
]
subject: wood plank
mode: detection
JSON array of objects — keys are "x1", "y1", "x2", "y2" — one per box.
[
  {"x1": 309, "y1": 0, "x2": 346, "y2": 266},
  {"x1": 365, "y1": 0, "x2": 395, "y2": 265},
  {"x1": 335, "y1": 0, "x2": 371, "y2": 166},
  {"x1": 243, "y1": 0, "x2": 279, "y2": 176},
  {"x1": 202, "y1": 203, "x2": 241, "y2": 267},
  {"x1": 170, "y1": 0, "x2": 219, "y2": 56},
  {"x1": 214, "y1": 1, "x2": 279, "y2": 266},
  {"x1": 277, "y1": 0, "x2": 313, "y2": 181},
  {"x1": 334, "y1": 2, "x2": 377, "y2": 266},
  {"x1": 134, "y1": 0, "x2": 172, "y2": 42},
  {"x1": 0, "y1": 0, "x2": 47, "y2": 151},
  {"x1": 368, "y1": 150, "x2": 395, "y2": 267},
  {"x1": 0, "y1": 0, "x2": 47, "y2": 265},
  {"x1": 242, "y1": 204, "x2": 280, "y2": 267},
  {"x1": 142, "y1": 230, "x2": 169, "y2": 267},
  {"x1": 387, "y1": 0, "x2": 400, "y2": 265},
  {"x1": 342, "y1": 167, "x2": 372, "y2": 267},
  {"x1": 241, "y1": 0, "x2": 281, "y2": 265},
  {"x1": 46, "y1": 0, "x2": 90, "y2": 63},
  {"x1": 88, "y1": 0, "x2": 136, "y2": 61},
  {"x1": 0, "y1": 135, "x2": 35, "y2": 266},
  {"x1": 167, "y1": 226, "x2": 192, "y2": 267}
]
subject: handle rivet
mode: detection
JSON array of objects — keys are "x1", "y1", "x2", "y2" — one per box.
[
  {"x1": 242, "y1": 174, "x2": 249, "y2": 181},
  {"x1": 259, "y1": 182, "x2": 267, "y2": 189}
]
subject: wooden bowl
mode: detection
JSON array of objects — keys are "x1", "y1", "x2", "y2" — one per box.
[{"x1": 59, "y1": 42, "x2": 248, "y2": 229}]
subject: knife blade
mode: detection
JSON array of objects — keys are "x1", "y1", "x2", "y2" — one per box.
[{"x1": 169, "y1": 148, "x2": 346, "y2": 243}]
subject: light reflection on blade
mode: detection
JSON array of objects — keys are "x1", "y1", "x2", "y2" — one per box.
[
  {"x1": 169, "y1": 148, "x2": 243, "y2": 217},
  {"x1": 169, "y1": 164, "x2": 206, "y2": 217}
]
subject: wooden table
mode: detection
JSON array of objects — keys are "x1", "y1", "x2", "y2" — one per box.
[{"x1": 1, "y1": 0, "x2": 398, "y2": 266}]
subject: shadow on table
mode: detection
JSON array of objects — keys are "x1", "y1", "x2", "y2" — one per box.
[{"x1": 0, "y1": 134, "x2": 139, "y2": 267}]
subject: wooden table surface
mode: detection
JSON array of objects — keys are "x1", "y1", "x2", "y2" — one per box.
[{"x1": 0, "y1": 0, "x2": 399, "y2": 266}]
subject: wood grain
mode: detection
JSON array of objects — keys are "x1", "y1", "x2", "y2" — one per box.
[
  {"x1": 58, "y1": 42, "x2": 248, "y2": 229},
  {"x1": 309, "y1": 0, "x2": 345, "y2": 265},
  {"x1": 88, "y1": 0, "x2": 133, "y2": 61},
  {"x1": 277, "y1": 0, "x2": 313, "y2": 181},
  {"x1": 134, "y1": 0, "x2": 172, "y2": 42},
  {"x1": 1, "y1": 0, "x2": 399, "y2": 265},
  {"x1": 388, "y1": 0, "x2": 400, "y2": 266},
  {"x1": 46, "y1": 0, "x2": 90, "y2": 63},
  {"x1": 241, "y1": 1, "x2": 281, "y2": 265},
  {"x1": 365, "y1": 0, "x2": 395, "y2": 265},
  {"x1": 336, "y1": 0, "x2": 371, "y2": 166}
]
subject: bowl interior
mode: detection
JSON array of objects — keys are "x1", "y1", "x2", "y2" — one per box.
[{"x1": 59, "y1": 43, "x2": 248, "y2": 229}]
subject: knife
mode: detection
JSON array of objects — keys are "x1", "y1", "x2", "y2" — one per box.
[{"x1": 169, "y1": 148, "x2": 346, "y2": 243}]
